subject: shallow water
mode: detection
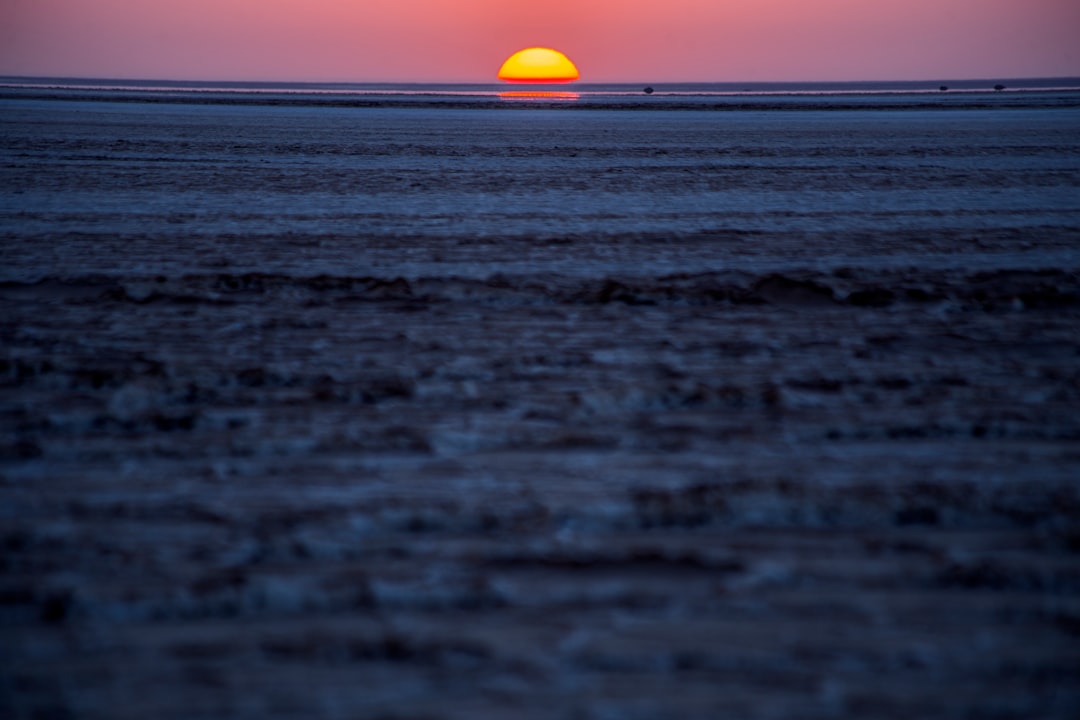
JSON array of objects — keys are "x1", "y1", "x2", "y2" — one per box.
[{"x1": 2, "y1": 89, "x2": 1080, "y2": 720}]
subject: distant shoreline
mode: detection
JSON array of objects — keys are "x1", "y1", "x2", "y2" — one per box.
[{"x1": 3, "y1": 79, "x2": 1080, "y2": 111}]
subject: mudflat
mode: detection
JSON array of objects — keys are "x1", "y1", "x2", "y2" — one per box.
[{"x1": 2, "y1": 91, "x2": 1079, "y2": 719}]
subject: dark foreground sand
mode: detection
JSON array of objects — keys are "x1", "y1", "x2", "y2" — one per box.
[{"x1": 2, "y1": 94, "x2": 1080, "y2": 719}]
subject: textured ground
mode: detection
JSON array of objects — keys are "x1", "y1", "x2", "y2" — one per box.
[{"x1": 2, "y1": 92, "x2": 1080, "y2": 719}]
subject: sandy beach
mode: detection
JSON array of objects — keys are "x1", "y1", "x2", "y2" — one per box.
[{"x1": 2, "y1": 88, "x2": 1080, "y2": 718}]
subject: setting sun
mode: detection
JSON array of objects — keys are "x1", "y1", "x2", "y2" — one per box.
[{"x1": 497, "y1": 48, "x2": 580, "y2": 83}]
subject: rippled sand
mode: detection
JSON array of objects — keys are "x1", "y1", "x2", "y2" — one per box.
[{"x1": 2, "y1": 91, "x2": 1080, "y2": 719}]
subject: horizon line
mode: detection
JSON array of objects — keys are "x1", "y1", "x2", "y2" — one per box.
[{"x1": 4, "y1": 73, "x2": 1080, "y2": 87}]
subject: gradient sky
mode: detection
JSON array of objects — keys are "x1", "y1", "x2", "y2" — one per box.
[{"x1": 2, "y1": 0, "x2": 1078, "y2": 83}]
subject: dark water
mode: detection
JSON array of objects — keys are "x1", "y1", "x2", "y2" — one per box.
[{"x1": 2, "y1": 85, "x2": 1080, "y2": 719}]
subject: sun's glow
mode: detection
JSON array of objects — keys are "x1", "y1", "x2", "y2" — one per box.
[{"x1": 497, "y1": 48, "x2": 580, "y2": 83}]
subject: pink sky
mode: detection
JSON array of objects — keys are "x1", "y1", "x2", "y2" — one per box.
[{"x1": 2, "y1": 0, "x2": 1078, "y2": 82}]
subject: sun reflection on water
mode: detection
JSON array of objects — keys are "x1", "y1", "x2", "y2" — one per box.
[{"x1": 498, "y1": 91, "x2": 580, "y2": 101}]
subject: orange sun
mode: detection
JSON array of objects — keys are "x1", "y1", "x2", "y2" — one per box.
[{"x1": 497, "y1": 48, "x2": 580, "y2": 83}]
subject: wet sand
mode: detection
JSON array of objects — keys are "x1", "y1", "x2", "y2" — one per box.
[{"x1": 2, "y1": 92, "x2": 1080, "y2": 719}]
